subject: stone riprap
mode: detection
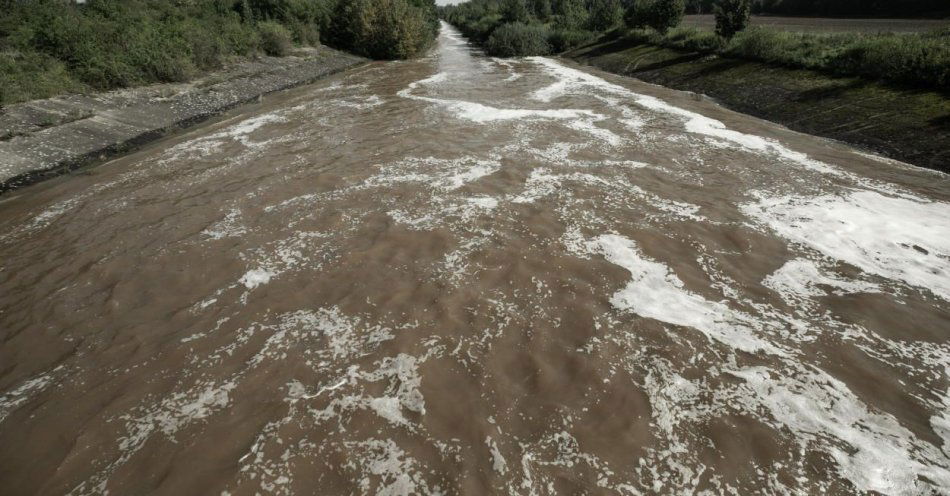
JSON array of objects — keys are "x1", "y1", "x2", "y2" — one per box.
[{"x1": 0, "y1": 46, "x2": 365, "y2": 194}]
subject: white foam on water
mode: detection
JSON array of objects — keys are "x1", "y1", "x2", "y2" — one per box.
[
  {"x1": 743, "y1": 190, "x2": 950, "y2": 301},
  {"x1": 344, "y1": 438, "x2": 438, "y2": 496},
  {"x1": 368, "y1": 396, "x2": 411, "y2": 426},
  {"x1": 248, "y1": 308, "x2": 394, "y2": 368},
  {"x1": 202, "y1": 208, "x2": 246, "y2": 240},
  {"x1": 225, "y1": 113, "x2": 285, "y2": 139},
  {"x1": 526, "y1": 57, "x2": 914, "y2": 186},
  {"x1": 366, "y1": 157, "x2": 501, "y2": 193},
  {"x1": 934, "y1": 382, "x2": 950, "y2": 456},
  {"x1": 730, "y1": 366, "x2": 950, "y2": 495},
  {"x1": 239, "y1": 268, "x2": 275, "y2": 289},
  {"x1": 467, "y1": 196, "x2": 498, "y2": 210},
  {"x1": 583, "y1": 233, "x2": 782, "y2": 355},
  {"x1": 442, "y1": 100, "x2": 598, "y2": 123},
  {"x1": 0, "y1": 366, "x2": 62, "y2": 423},
  {"x1": 486, "y1": 436, "x2": 509, "y2": 475},
  {"x1": 337, "y1": 94, "x2": 384, "y2": 110},
  {"x1": 67, "y1": 378, "x2": 241, "y2": 495},
  {"x1": 440, "y1": 235, "x2": 490, "y2": 285},
  {"x1": 764, "y1": 258, "x2": 882, "y2": 305},
  {"x1": 435, "y1": 161, "x2": 498, "y2": 190},
  {"x1": 239, "y1": 231, "x2": 334, "y2": 287},
  {"x1": 512, "y1": 169, "x2": 609, "y2": 204},
  {"x1": 398, "y1": 70, "x2": 600, "y2": 123}
]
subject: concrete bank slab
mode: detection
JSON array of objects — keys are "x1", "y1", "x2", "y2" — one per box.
[{"x1": 0, "y1": 46, "x2": 366, "y2": 194}]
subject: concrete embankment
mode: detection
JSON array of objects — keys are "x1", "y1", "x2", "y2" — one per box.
[
  {"x1": 0, "y1": 46, "x2": 366, "y2": 194},
  {"x1": 565, "y1": 38, "x2": 950, "y2": 173}
]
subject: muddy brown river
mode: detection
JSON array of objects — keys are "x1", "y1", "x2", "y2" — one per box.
[{"x1": 1, "y1": 23, "x2": 949, "y2": 495}]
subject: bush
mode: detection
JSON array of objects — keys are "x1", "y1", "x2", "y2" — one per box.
[
  {"x1": 486, "y1": 23, "x2": 552, "y2": 57},
  {"x1": 258, "y1": 21, "x2": 293, "y2": 56},
  {"x1": 327, "y1": 0, "x2": 438, "y2": 59},
  {"x1": 500, "y1": 0, "x2": 531, "y2": 24},
  {"x1": 549, "y1": 29, "x2": 596, "y2": 52},
  {"x1": 714, "y1": 0, "x2": 751, "y2": 39},
  {"x1": 721, "y1": 27, "x2": 950, "y2": 90},
  {"x1": 587, "y1": 0, "x2": 624, "y2": 32},
  {"x1": 624, "y1": 0, "x2": 650, "y2": 29},
  {"x1": 829, "y1": 31, "x2": 950, "y2": 89},
  {"x1": 552, "y1": 0, "x2": 589, "y2": 31},
  {"x1": 644, "y1": 0, "x2": 685, "y2": 35},
  {"x1": 0, "y1": 51, "x2": 84, "y2": 105}
]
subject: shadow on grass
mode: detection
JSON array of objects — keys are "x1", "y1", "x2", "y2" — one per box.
[
  {"x1": 794, "y1": 78, "x2": 870, "y2": 102},
  {"x1": 575, "y1": 37, "x2": 656, "y2": 58},
  {"x1": 929, "y1": 113, "x2": 950, "y2": 128}
]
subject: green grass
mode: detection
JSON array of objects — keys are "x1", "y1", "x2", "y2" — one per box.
[{"x1": 619, "y1": 26, "x2": 950, "y2": 90}]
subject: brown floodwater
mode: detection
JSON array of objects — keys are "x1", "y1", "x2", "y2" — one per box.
[{"x1": 1, "y1": 23, "x2": 949, "y2": 496}]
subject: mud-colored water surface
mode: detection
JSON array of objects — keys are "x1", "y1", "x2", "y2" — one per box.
[{"x1": 1, "y1": 23, "x2": 949, "y2": 495}]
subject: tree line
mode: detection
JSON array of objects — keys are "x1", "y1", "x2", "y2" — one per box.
[
  {"x1": 691, "y1": 0, "x2": 948, "y2": 17},
  {"x1": 440, "y1": 0, "x2": 756, "y2": 56}
]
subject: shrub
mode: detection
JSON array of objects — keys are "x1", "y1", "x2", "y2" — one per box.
[
  {"x1": 587, "y1": 0, "x2": 624, "y2": 32},
  {"x1": 623, "y1": 0, "x2": 650, "y2": 29},
  {"x1": 500, "y1": 0, "x2": 531, "y2": 24},
  {"x1": 828, "y1": 31, "x2": 950, "y2": 89},
  {"x1": 328, "y1": 0, "x2": 438, "y2": 59},
  {"x1": 645, "y1": 0, "x2": 685, "y2": 35},
  {"x1": 714, "y1": 0, "x2": 751, "y2": 39},
  {"x1": 720, "y1": 27, "x2": 950, "y2": 90},
  {"x1": 0, "y1": 51, "x2": 84, "y2": 105},
  {"x1": 552, "y1": 0, "x2": 589, "y2": 31},
  {"x1": 258, "y1": 21, "x2": 293, "y2": 56},
  {"x1": 549, "y1": 29, "x2": 596, "y2": 52},
  {"x1": 486, "y1": 22, "x2": 552, "y2": 57}
]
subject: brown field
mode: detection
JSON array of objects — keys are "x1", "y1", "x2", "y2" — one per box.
[{"x1": 682, "y1": 15, "x2": 950, "y2": 33}]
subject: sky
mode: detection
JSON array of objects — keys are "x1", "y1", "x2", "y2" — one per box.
[{"x1": 436, "y1": 0, "x2": 459, "y2": 5}]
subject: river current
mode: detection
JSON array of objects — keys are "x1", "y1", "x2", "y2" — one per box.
[{"x1": 1, "y1": 23, "x2": 949, "y2": 495}]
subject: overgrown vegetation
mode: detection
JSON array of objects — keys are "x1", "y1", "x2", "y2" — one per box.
[
  {"x1": 621, "y1": 26, "x2": 950, "y2": 90},
  {"x1": 441, "y1": 0, "x2": 612, "y2": 56},
  {"x1": 443, "y1": 0, "x2": 948, "y2": 90},
  {"x1": 326, "y1": 0, "x2": 439, "y2": 60},
  {"x1": 487, "y1": 23, "x2": 553, "y2": 56},
  {"x1": 0, "y1": 0, "x2": 438, "y2": 105}
]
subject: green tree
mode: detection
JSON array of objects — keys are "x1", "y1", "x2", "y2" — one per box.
[
  {"x1": 645, "y1": 0, "x2": 684, "y2": 34},
  {"x1": 587, "y1": 0, "x2": 624, "y2": 32},
  {"x1": 553, "y1": 0, "x2": 588, "y2": 30},
  {"x1": 486, "y1": 22, "x2": 551, "y2": 56},
  {"x1": 624, "y1": 0, "x2": 649, "y2": 29},
  {"x1": 328, "y1": 0, "x2": 437, "y2": 59},
  {"x1": 529, "y1": 0, "x2": 553, "y2": 21},
  {"x1": 501, "y1": 0, "x2": 531, "y2": 23},
  {"x1": 714, "y1": 0, "x2": 752, "y2": 39}
]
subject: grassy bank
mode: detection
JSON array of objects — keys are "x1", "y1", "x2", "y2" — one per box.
[
  {"x1": 618, "y1": 25, "x2": 950, "y2": 91},
  {"x1": 566, "y1": 38, "x2": 950, "y2": 171},
  {"x1": 0, "y1": 0, "x2": 438, "y2": 106}
]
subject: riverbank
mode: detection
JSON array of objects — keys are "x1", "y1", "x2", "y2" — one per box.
[
  {"x1": 565, "y1": 37, "x2": 950, "y2": 172},
  {"x1": 0, "y1": 46, "x2": 365, "y2": 194}
]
